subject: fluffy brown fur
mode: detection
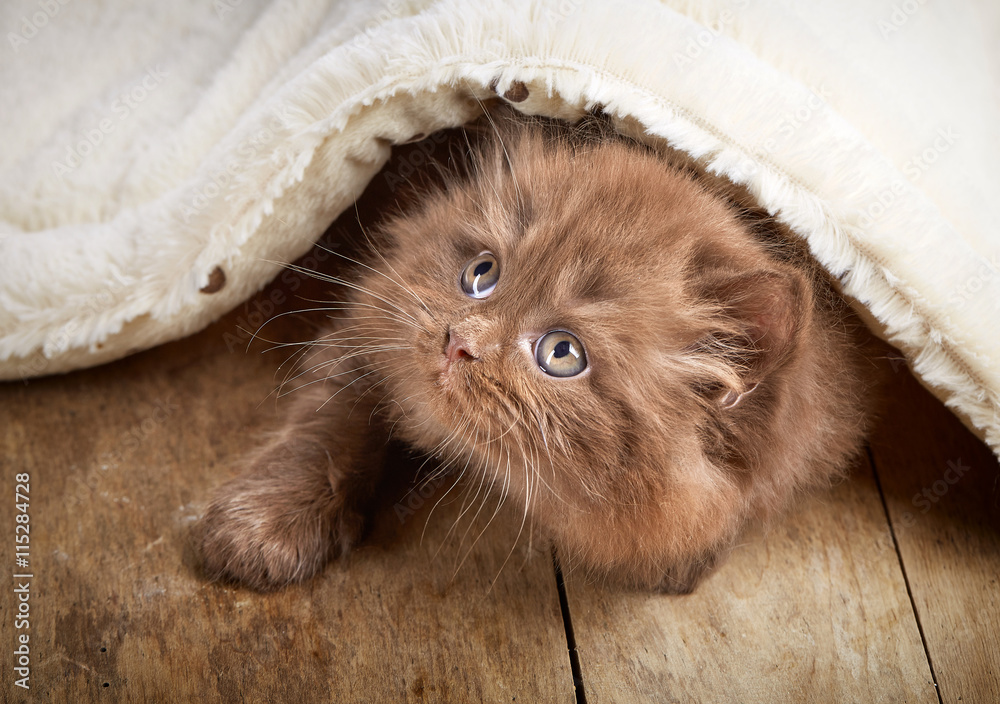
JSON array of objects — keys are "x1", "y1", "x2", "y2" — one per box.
[{"x1": 198, "y1": 114, "x2": 882, "y2": 593}]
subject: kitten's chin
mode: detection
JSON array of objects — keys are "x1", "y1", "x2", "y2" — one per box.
[{"x1": 391, "y1": 372, "x2": 471, "y2": 446}]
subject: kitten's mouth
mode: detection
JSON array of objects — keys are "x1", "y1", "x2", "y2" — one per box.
[{"x1": 437, "y1": 359, "x2": 469, "y2": 391}]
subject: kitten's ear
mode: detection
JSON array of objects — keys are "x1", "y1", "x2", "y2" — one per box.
[{"x1": 698, "y1": 268, "x2": 811, "y2": 392}]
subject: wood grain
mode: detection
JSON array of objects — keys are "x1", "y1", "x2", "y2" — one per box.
[
  {"x1": 564, "y1": 452, "x2": 937, "y2": 703},
  {"x1": 870, "y1": 366, "x2": 1000, "y2": 704},
  {"x1": 5, "y1": 129, "x2": 998, "y2": 703},
  {"x1": 1, "y1": 256, "x2": 574, "y2": 703}
]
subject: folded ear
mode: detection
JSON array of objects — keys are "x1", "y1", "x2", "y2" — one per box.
[{"x1": 696, "y1": 268, "x2": 811, "y2": 398}]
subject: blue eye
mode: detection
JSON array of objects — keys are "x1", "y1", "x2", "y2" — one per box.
[
  {"x1": 535, "y1": 330, "x2": 587, "y2": 377},
  {"x1": 460, "y1": 252, "x2": 499, "y2": 298}
]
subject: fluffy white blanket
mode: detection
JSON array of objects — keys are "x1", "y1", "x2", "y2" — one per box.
[{"x1": 2, "y1": 0, "x2": 998, "y2": 454}]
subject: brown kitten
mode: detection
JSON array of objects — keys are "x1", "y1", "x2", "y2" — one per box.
[{"x1": 198, "y1": 114, "x2": 881, "y2": 593}]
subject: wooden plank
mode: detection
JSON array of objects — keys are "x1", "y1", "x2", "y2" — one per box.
[
  {"x1": 565, "y1": 452, "x2": 936, "y2": 703},
  {"x1": 869, "y1": 365, "x2": 1000, "y2": 703},
  {"x1": 2, "y1": 285, "x2": 574, "y2": 703}
]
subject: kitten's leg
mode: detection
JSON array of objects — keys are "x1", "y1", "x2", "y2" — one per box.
[{"x1": 198, "y1": 380, "x2": 386, "y2": 591}]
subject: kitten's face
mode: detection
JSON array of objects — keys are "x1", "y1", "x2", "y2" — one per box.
[{"x1": 347, "y1": 122, "x2": 842, "y2": 591}]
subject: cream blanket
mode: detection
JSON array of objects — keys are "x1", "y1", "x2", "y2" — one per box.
[{"x1": 2, "y1": 0, "x2": 998, "y2": 454}]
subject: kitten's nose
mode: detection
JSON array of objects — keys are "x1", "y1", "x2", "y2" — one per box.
[{"x1": 444, "y1": 328, "x2": 477, "y2": 364}]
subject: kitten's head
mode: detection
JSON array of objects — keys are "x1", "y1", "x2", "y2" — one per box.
[{"x1": 350, "y1": 117, "x2": 870, "y2": 592}]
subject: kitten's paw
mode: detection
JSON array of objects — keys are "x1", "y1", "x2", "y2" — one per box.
[{"x1": 197, "y1": 476, "x2": 364, "y2": 591}]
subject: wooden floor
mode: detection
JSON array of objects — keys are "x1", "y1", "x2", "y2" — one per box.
[{"x1": 4, "y1": 155, "x2": 1000, "y2": 703}]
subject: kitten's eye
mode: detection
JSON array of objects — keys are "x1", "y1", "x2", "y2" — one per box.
[
  {"x1": 535, "y1": 330, "x2": 587, "y2": 378},
  {"x1": 460, "y1": 252, "x2": 499, "y2": 299}
]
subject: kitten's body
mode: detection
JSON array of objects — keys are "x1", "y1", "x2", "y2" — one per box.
[{"x1": 199, "y1": 115, "x2": 881, "y2": 593}]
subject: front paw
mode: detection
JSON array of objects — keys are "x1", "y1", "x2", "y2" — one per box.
[{"x1": 197, "y1": 476, "x2": 363, "y2": 591}]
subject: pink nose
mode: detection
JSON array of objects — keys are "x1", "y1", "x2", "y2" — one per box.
[{"x1": 444, "y1": 329, "x2": 477, "y2": 364}]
